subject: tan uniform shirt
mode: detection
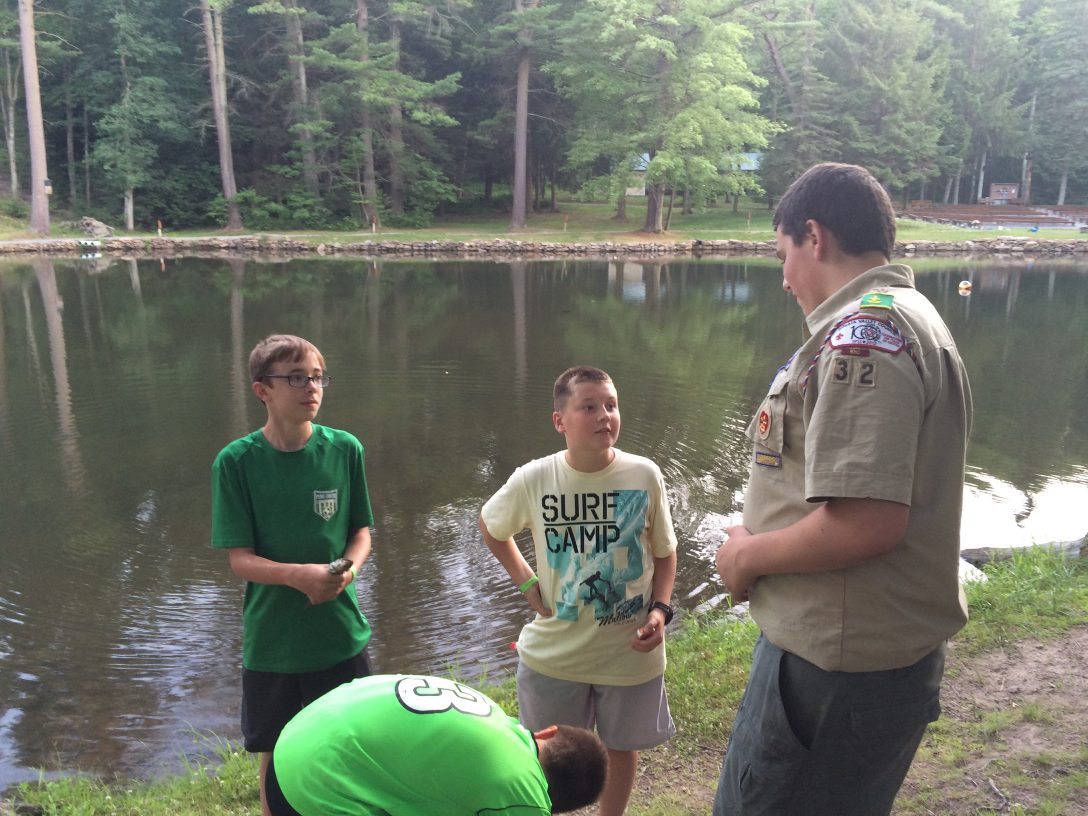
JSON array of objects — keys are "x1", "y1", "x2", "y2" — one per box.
[{"x1": 745, "y1": 264, "x2": 972, "y2": 671}]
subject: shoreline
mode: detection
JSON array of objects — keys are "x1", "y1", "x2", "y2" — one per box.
[{"x1": 2, "y1": 234, "x2": 1088, "y2": 260}]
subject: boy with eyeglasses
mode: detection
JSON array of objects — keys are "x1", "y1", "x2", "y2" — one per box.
[{"x1": 211, "y1": 334, "x2": 376, "y2": 816}]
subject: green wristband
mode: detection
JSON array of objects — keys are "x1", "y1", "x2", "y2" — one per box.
[{"x1": 518, "y1": 575, "x2": 539, "y2": 593}]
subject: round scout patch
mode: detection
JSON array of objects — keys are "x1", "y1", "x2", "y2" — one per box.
[{"x1": 757, "y1": 409, "x2": 771, "y2": 439}]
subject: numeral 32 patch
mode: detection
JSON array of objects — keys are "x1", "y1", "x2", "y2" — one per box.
[{"x1": 830, "y1": 356, "x2": 877, "y2": 387}]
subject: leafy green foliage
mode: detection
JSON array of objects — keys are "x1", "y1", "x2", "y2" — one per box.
[
  {"x1": 5, "y1": 0, "x2": 1087, "y2": 231},
  {"x1": 545, "y1": 0, "x2": 774, "y2": 231},
  {"x1": 208, "y1": 188, "x2": 337, "y2": 231}
]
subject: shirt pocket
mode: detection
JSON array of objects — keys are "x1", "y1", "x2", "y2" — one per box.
[{"x1": 746, "y1": 369, "x2": 789, "y2": 456}]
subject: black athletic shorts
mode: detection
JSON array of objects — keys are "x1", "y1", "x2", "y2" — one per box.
[
  {"x1": 241, "y1": 647, "x2": 372, "y2": 753},
  {"x1": 265, "y1": 755, "x2": 303, "y2": 816}
]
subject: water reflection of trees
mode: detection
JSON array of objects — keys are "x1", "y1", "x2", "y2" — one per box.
[
  {"x1": 917, "y1": 266, "x2": 1088, "y2": 489},
  {"x1": 0, "y1": 258, "x2": 245, "y2": 782}
]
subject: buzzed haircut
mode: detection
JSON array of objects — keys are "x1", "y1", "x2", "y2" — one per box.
[
  {"x1": 773, "y1": 162, "x2": 897, "y2": 259},
  {"x1": 538, "y1": 725, "x2": 608, "y2": 813},
  {"x1": 553, "y1": 366, "x2": 612, "y2": 412},
  {"x1": 248, "y1": 334, "x2": 326, "y2": 383}
]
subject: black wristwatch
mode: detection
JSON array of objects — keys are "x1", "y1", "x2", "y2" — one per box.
[{"x1": 649, "y1": 600, "x2": 674, "y2": 625}]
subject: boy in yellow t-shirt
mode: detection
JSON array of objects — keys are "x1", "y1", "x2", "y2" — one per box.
[{"x1": 480, "y1": 365, "x2": 678, "y2": 816}]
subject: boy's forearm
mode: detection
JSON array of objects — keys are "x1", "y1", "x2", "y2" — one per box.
[
  {"x1": 227, "y1": 547, "x2": 304, "y2": 588},
  {"x1": 344, "y1": 526, "x2": 372, "y2": 571},
  {"x1": 734, "y1": 497, "x2": 908, "y2": 578},
  {"x1": 478, "y1": 515, "x2": 535, "y2": 587},
  {"x1": 652, "y1": 552, "x2": 677, "y2": 603}
]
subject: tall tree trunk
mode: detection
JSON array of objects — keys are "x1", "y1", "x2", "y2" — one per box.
[
  {"x1": 975, "y1": 148, "x2": 987, "y2": 203},
  {"x1": 952, "y1": 167, "x2": 961, "y2": 205},
  {"x1": 82, "y1": 103, "x2": 91, "y2": 207},
  {"x1": 284, "y1": 0, "x2": 319, "y2": 197},
  {"x1": 124, "y1": 187, "x2": 134, "y2": 230},
  {"x1": 200, "y1": 0, "x2": 243, "y2": 229},
  {"x1": 1057, "y1": 171, "x2": 1068, "y2": 206},
  {"x1": 64, "y1": 71, "x2": 77, "y2": 210},
  {"x1": 18, "y1": 0, "x2": 48, "y2": 234},
  {"x1": 942, "y1": 175, "x2": 953, "y2": 204},
  {"x1": 643, "y1": 182, "x2": 664, "y2": 233},
  {"x1": 642, "y1": 46, "x2": 670, "y2": 233},
  {"x1": 614, "y1": 188, "x2": 627, "y2": 221},
  {"x1": 510, "y1": 0, "x2": 536, "y2": 230},
  {"x1": 1, "y1": 45, "x2": 19, "y2": 197},
  {"x1": 355, "y1": 0, "x2": 379, "y2": 228},
  {"x1": 387, "y1": 19, "x2": 405, "y2": 216},
  {"x1": 1020, "y1": 92, "x2": 1036, "y2": 206}
]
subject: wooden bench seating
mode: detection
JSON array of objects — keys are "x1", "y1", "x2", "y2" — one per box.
[{"x1": 898, "y1": 204, "x2": 1078, "y2": 228}]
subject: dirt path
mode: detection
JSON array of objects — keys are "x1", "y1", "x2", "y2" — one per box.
[
  {"x1": 597, "y1": 626, "x2": 1088, "y2": 815},
  {"x1": 897, "y1": 625, "x2": 1088, "y2": 815}
]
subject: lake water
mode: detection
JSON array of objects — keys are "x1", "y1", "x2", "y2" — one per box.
[{"x1": 1, "y1": 254, "x2": 1086, "y2": 788}]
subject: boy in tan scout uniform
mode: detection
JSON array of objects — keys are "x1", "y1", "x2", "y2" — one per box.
[{"x1": 714, "y1": 163, "x2": 972, "y2": 816}]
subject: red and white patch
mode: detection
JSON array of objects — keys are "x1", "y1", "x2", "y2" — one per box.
[
  {"x1": 828, "y1": 316, "x2": 904, "y2": 354},
  {"x1": 757, "y1": 409, "x2": 771, "y2": 439}
]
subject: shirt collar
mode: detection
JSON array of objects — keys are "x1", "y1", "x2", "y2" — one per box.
[{"x1": 804, "y1": 263, "x2": 915, "y2": 338}]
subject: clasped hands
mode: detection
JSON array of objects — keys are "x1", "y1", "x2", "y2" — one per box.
[{"x1": 715, "y1": 524, "x2": 756, "y2": 603}]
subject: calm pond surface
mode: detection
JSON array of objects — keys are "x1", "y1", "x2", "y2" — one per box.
[{"x1": 1, "y1": 254, "x2": 1086, "y2": 787}]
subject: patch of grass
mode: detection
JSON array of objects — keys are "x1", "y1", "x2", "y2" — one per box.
[
  {"x1": 656, "y1": 614, "x2": 758, "y2": 752},
  {"x1": 13, "y1": 735, "x2": 260, "y2": 815},
  {"x1": 891, "y1": 550, "x2": 1088, "y2": 816},
  {"x1": 960, "y1": 546, "x2": 1088, "y2": 656}
]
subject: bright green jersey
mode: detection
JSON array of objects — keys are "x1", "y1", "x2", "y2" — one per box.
[
  {"x1": 211, "y1": 424, "x2": 374, "y2": 672},
  {"x1": 274, "y1": 675, "x2": 551, "y2": 815}
]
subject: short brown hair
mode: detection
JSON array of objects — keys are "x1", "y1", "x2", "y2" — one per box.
[
  {"x1": 538, "y1": 725, "x2": 608, "y2": 812},
  {"x1": 773, "y1": 163, "x2": 896, "y2": 259},
  {"x1": 248, "y1": 334, "x2": 325, "y2": 383},
  {"x1": 553, "y1": 366, "x2": 612, "y2": 412}
]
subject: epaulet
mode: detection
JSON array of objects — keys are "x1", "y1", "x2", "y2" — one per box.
[{"x1": 858, "y1": 290, "x2": 894, "y2": 310}]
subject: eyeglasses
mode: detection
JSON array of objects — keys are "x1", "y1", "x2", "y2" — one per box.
[{"x1": 262, "y1": 374, "x2": 332, "y2": 388}]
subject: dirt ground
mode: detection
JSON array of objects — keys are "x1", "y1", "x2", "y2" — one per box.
[{"x1": 584, "y1": 625, "x2": 1088, "y2": 816}]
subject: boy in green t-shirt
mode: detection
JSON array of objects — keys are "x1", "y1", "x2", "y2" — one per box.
[
  {"x1": 211, "y1": 334, "x2": 376, "y2": 816},
  {"x1": 265, "y1": 674, "x2": 608, "y2": 815}
]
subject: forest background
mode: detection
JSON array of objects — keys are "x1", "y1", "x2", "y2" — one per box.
[{"x1": 2, "y1": 0, "x2": 1087, "y2": 237}]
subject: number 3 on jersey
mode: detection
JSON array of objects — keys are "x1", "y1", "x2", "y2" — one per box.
[{"x1": 395, "y1": 676, "x2": 493, "y2": 717}]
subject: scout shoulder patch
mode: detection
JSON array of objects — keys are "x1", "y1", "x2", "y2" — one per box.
[
  {"x1": 827, "y1": 314, "x2": 905, "y2": 354},
  {"x1": 859, "y1": 291, "x2": 894, "y2": 310}
]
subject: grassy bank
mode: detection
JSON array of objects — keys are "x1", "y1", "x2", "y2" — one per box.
[
  {"x1": 6, "y1": 546, "x2": 1086, "y2": 815},
  {"x1": 1, "y1": 198, "x2": 1083, "y2": 246}
]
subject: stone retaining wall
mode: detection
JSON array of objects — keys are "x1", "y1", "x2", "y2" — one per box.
[{"x1": 2, "y1": 234, "x2": 1088, "y2": 259}]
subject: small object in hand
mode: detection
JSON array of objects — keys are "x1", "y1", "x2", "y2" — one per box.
[{"x1": 328, "y1": 558, "x2": 353, "y2": 575}]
